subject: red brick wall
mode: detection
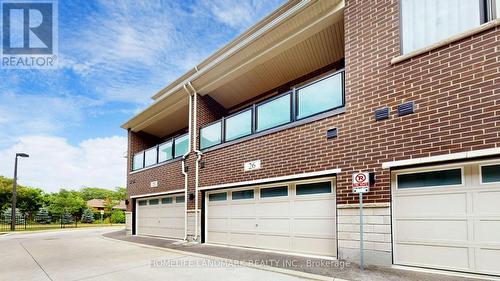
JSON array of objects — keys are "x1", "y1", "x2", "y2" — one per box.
[{"x1": 197, "y1": 0, "x2": 500, "y2": 204}]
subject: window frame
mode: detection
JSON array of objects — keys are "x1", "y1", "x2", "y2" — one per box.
[
  {"x1": 295, "y1": 181, "x2": 333, "y2": 196},
  {"x1": 208, "y1": 192, "x2": 228, "y2": 202},
  {"x1": 395, "y1": 166, "x2": 465, "y2": 190},
  {"x1": 479, "y1": 163, "x2": 500, "y2": 184},
  {"x1": 175, "y1": 196, "x2": 185, "y2": 203},
  {"x1": 223, "y1": 107, "x2": 254, "y2": 142},
  {"x1": 231, "y1": 189, "x2": 255, "y2": 200},
  {"x1": 398, "y1": 0, "x2": 489, "y2": 56},
  {"x1": 138, "y1": 200, "x2": 147, "y2": 206},
  {"x1": 295, "y1": 70, "x2": 345, "y2": 121},
  {"x1": 199, "y1": 119, "x2": 223, "y2": 150},
  {"x1": 161, "y1": 197, "x2": 173, "y2": 204},
  {"x1": 259, "y1": 185, "x2": 289, "y2": 199}
]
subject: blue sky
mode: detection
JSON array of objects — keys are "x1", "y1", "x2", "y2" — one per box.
[{"x1": 0, "y1": 0, "x2": 284, "y2": 192}]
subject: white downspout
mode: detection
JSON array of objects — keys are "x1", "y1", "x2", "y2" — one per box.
[
  {"x1": 188, "y1": 81, "x2": 202, "y2": 242},
  {"x1": 182, "y1": 84, "x2": 193, "y2": 241}
]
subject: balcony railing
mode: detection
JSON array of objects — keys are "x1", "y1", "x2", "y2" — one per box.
[
  {"x1": 132, "y1": 133, "x2": 188, "y2": 171},
  {"x1": 199, "y1": 69, "x2": 345, "y2": 150}
]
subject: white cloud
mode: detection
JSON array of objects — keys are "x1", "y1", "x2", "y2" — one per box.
[{"x1": 0, "y1": 135, "x2": 127, "y2": 192}]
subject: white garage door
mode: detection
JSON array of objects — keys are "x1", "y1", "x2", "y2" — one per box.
[
  {"x1": 136, "y1": 194, "x2": 185, "y2": 239},
  {"x1": 206, "y1": 178, "x2": 337, "y2": 257},
  {"x1": 392, "y1": 160, "x2": 500, "y2": 276}
]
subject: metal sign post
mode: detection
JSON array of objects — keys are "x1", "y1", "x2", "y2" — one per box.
[{"x1": 352, "y1": 172, "x2": 370, "y2": 271}]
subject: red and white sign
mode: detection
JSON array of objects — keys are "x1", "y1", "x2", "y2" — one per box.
[{"x1": 352, "y1": 172, "x2": 370, "y2": 193}]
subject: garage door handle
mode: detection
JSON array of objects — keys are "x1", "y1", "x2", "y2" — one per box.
[{"x1": 255, "y1": 224, "x2": 258, "y2": 227}]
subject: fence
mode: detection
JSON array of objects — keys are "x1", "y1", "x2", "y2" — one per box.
[{"x1": 0, "y1": 210, "x2": 118, "y2": 232}]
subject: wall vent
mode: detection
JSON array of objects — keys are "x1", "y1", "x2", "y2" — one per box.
[
  {"x1": 326, "y1": 128, "x2": 338, "y2": 139},
  {"x1": 398, "y1": 102, "x2": 414, "y2": 116},
  {"x1": 374, "y1": 107, "x2": 390, "y2": 121}
]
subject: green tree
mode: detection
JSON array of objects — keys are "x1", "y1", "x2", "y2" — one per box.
[
  {"x1": 0, "y1": 176, "x2": 43, "y2": 215},
  {"x1": 81, "y1": 208, "x2": 94, "y2": 223},
  {"x1": 61, "y1": 212, "x2": 73, "y2": 224},
  {"x1": 34, "y1": 207, "x2": 51, "y2": 224},
  {"x1": 47, "y1": 189, "x2": 86, "y2": 217},
  {"x1": 113, "y1": 187, "x2": 126, "y2": 200},
  {"x1": 79, "y1": 187, "x2": 114, "y2": 201}
]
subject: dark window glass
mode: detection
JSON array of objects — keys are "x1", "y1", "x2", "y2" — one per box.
[
  {"x1": 296, "y1": 72, "x2": 343, "y2": 119},
  {"x1": 174, "y1": 134, "x2": 188, "y2": 158},
  {"x1": 175, "y1": 196, "x2": 185, "y2": 203},
  {"x1": 158, "y1": 141, "x2": 173, "y2": 162},
  {"x1": 296, "y1": 182, "x2": 332, "y2": 195},
  {"x1": 138, "y1": 200, "x2": 147, "y2": 206},
  {"x1": 144, "y1": 147, "x2": 158, "y2": 167},
  {"x1": 149, "y1": 199, "x2": 159, "y2": 205},
  {"x1": 232, "y1": 190, "x2": 254, "y2": 200},
  {"x1": 482, "y1": 164, "x2": 500, "y2": 183},
  {"x1": 161, "y1": 197, "x2": 173, "y2": 204},
  {"x1": 260, "y1": 186, "x2": 288, "y2": 198},
  {"x1": 209, "y1": 192, "x2": 227, "y2": 201},
  {"x1": 256, "y1": 94, "x2": 291, "y2": 132},
  {"x1": 200, "y1": 121, "x2": 222, "y2": 149},
  {"x1": 133, "y1": 152, "x2": 144, "y2": 171},
  {"x1": 397, "y1": 169, "x2": 462, "y2": 189},
  {"x1": 225, "y1": 109, "x2": 252, "y2": 141}
]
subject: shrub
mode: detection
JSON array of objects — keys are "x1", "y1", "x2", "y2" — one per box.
[
  {"x1": 110, "y1": 210, "x2": 125, "y2": 223},
  {"x1": 34, "y1": 207, "x2": 51, "y2": 224}
]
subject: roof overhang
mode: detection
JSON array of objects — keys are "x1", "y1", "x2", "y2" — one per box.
[{"x1": 122, "y1": 0, "x2": 345, "y2": 135}]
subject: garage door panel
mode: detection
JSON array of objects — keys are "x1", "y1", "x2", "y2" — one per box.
[
  {"x1": 292, "y1": 237, "x2": 336, "y2": 256},
  {"x1": 229, "y1": 218, "x2": 257, "y2": 232},
  {"x1": 230, "y1": 233, "x2": 258, "y2": 247},
  {"x1": 395, "y1": 244, "x2": 470, "y2": 270},
  {"x1": 395, "y1": 220, "x2": 468, "y2": 242},
  {"x1": 476, "y1": 191, "x2": 500, "y2": 214},
  {"x1": 294, "y1": 218, "x2": 335, "y2": 237},
  {"x1": 475, "y1": 220, "x2": 500, "y2": 243},
  {"x1": 395, "y1": 193, "x2": 467, "y2": 217},
  {"x1": 256, "y1": 234, "x2": 291, "y2": 251},
  {"x1": 293, "y1": 199, "x2": 335, "y2": 217},
  {"x1": 137, "y1": 196, "x2": 185, "y2": 239},
  {"x1": 207, "y1": 218, "x2": 228, "y2": 231},
  {"x1": 207, "y1": 204, "x2": 230, "y2": 217},
  {"x1": 258, "y1": 218, "x2": 291, "y2": 234},
  {"x1": 476, "y1": 248, "x2": 500, "y2": 274},
  {"x1": 207, "y1": 231, "x2": 229, "y2": 244},
  {"x1": 256, "y1": 201, "x2": 290, "y2": 217},
  {"x1": 230, "y1": 203, "x2": 256, "y2": 217}
]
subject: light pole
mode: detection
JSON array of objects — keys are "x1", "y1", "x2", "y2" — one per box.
[{"x1": 11, "y1": 153, "x2": 29, "y2": 231}]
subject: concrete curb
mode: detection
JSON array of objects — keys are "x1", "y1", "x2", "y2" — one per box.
[
  {"x1": 100, "y1": 235, "x2": 348, "y2": 281},
  {"x1": 1, "y1": 226, "x2": 124, "y2": 236}
]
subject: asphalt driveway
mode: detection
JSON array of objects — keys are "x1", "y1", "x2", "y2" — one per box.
[{"x1": 0, "y1": 228, "x2": 309, "y2": 281}]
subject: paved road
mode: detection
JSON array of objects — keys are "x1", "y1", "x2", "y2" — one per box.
[{"x1": 0, "y1": 228, "x2": 307, "y2": 281}]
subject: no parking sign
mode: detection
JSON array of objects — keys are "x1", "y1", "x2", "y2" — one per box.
[{"x1": 352, "y1": 172, "x2": 370, "y2": 193}]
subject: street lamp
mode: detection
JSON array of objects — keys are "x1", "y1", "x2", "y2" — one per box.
[{"x1": 11, "y1": 153, "x2": 29, "y2": 231}]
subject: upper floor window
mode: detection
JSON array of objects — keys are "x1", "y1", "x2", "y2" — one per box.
[
  {"x1": 174, "y1": 134, "x2": 188, "y2": 158},
  {"x1": 401, "y1": 0, "x2": 487, "y2": 54}
]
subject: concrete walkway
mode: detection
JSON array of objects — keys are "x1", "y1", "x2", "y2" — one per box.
[
  {"x1": 105, "y1": 230, "x2": 492, "y2": 281},
  {"x1": 0, "y1": 227, "x2": 310, "y2": 281}
]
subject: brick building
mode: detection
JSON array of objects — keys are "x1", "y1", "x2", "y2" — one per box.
[{"x1": 122, "y1": 0, "x2": 500, "y2": 276}]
